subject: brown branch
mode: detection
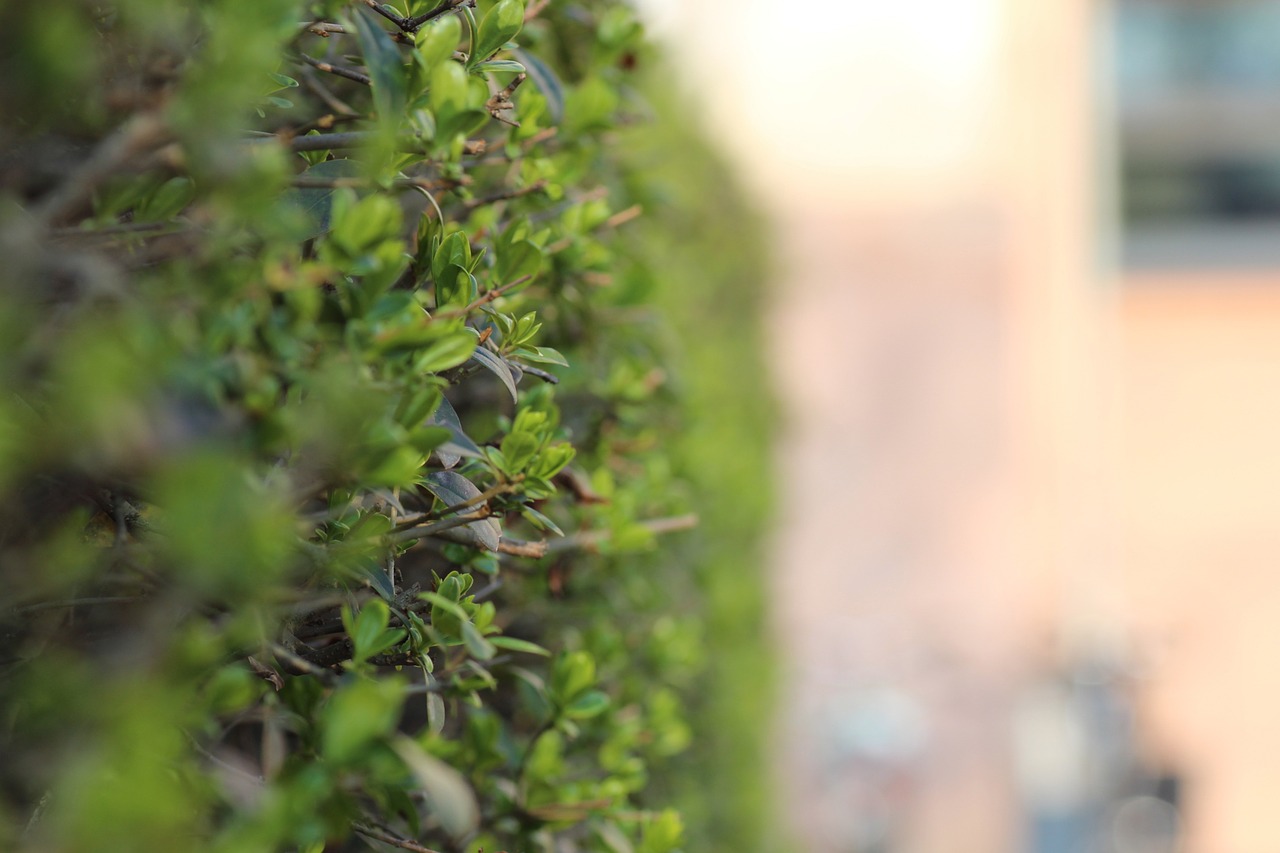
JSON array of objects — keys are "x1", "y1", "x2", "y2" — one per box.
[
  {"x1": 462, "y1": 179, "x2": 547, "y2": 211},
  {"x1": 388, "y1": 510, "x2": 492, "y2": 545},
  {"x1": 354, "y1": 821, "x2": 444, "y2": 853},
  {"x1": 251, "y1": 131, "x2": 485, "y2": 156},
  {"x1": 297, "y1": 53, "x2": 371, "y2": 86},
  {"x1": 497, "y1": 537, "x2": 547, "y2": 558},
  {"x1": 405, "y1": 0, "x2": 473, "y2": 32},
  {"x1": 289, "y1": 175, "x2": 467, "y2": 193},
  {"x1": 542, "y1": 514, "x2": 699, "y2": 555}
]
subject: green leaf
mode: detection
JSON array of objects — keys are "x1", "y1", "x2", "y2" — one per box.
[
  {"x1": 562, "y1": 689, "x2": 610, "y2": 720},
  {"x1": 512, "y1": 345, "x2": 568, "y2": 367},
  {"x1": 469, "y1": 346, "x2": 519, "y2": 402},
  {"x1": 513, "y1": 47, "x2": 564, "y2": 123},
  {"x1": 392, "y1": 737, "x2": 480, "y2": 839},
  {"x1": 282, "y1": 159, "x2": 360, "y2": 236},
  {"x1": 498, "y1": 431, "x2": 539, "y2": 473},
  {"x1": 551, "y1": 650, "x2": 595, "y2": 704},
  {"x1": 416, "y1": 14, "x2": 461, "y2": 72},
  {"x1": 351, "y1": 599, "x2": 390, "y2": 661},
  {"x1": 495, "y1": 239, "x2": 542, "y2": 284},
  {"x1": 429, "y1": 59, "x2": 470, "y2": 114},
  {"x1": 136, "y1": 177, "x2": 194, "y2": 221},
  {"x1": 321, "y1": 678, "x2": 407, "y2": 764},
  {"x1": 489, "y1": 636, "x2": 550, "y2": 656},
  {"x1": 520, "y1": 505, "x2": 563, "y2": 537},
  {"x1": 471, "y1": 0, "x2": 524, "y2": 65},
  {"x1": 460, "y1": 620, "x2": 496, "y2": 660},
  {"x1": 353, "y1": 6, "x2": 409, "y2": 124},
  {"x1": 426, "y1": 395, "x2": 484, "y2": 468},
  {"x1": 472, "y1": 59, "x2": 525, "y2": 74},
  {"x1": 414, "y1": 329, "x2": 477, "y2": 372}
]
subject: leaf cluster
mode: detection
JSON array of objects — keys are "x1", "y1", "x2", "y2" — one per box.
[{"x1": 0, "y1": 2, "x2": 714, "y2": 852}]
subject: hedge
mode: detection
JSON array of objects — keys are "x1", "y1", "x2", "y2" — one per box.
[{"x1": 0, "y1": 2, "x2": 777, "y2": 851}]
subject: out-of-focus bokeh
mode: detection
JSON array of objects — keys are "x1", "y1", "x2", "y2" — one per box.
[{"x1": 640, "y1": 1, "x2": 1280, "y2": 851}]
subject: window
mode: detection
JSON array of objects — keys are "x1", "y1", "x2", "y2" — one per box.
[{"x1": 1114, "y1": 0, "x2": 1280, "y2": 268}]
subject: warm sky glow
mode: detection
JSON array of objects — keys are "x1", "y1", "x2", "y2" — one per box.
[{"x1": 637, "y1": 0, "x2": 1003, "y2": 204}]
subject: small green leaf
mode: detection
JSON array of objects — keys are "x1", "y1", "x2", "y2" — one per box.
[
  {"x1": 416, "y1": 14, "x2": 461, "y2": 71},
  {"x1": 489, "y1": 636, "x2": 550, "y2": 656},
  {"x1": 563, "y1": 689, "x2": 610, "y2": 720},
  {"x1": 136, "y1": 177, "x2": 194, "y2": 222},
  {"x1": 472, "y1": 0, "x2": 524, "y2": 65},
  {"x1": 472, "y1": 59, "x2": 525, "y2": 74},
  {"x1": 499, "y1": 431, "x2": 539, "y2": 473},
  {"x1": 460, "y1": 620, "x2": 496, "y2": 660}
]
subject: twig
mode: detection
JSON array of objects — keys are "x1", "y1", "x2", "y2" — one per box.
[
  {"x1": 497, "y1": 537, "x2": 546, "y2": 558},
  {"x1": 251, "y1": 131, "x2": 485, "y2": 156},
  {"x1": 297, "y1": 53, "x2": 371, "y2": 86},
  {"x1": 431, "y1": 274, "x2": 534, "y2": 319},
  {"x1": 421, "y1": 479, "x2": 516, "y2": 522},
  {"x1": 269, "y1": 641, "x2": 337, "y2": 681},
  {"x1": 10, "y1": 596, "x2": 141, "y2": 616},
  {"x1": 520, "y1": 365, "x2": 559, "y2": 385},
  {"x1": 389, "y1": 510, "x2": 492, "y2": 545},
  {"x1": 354, "y1": 821, "x2": 444, "y2": 853},
  {"x1": 405, "y1": 0, "x2": 473, "y2": 32},
  {"x1": 462, "y1": 179, "x2": 547, "y2": 211},
  {"x1": 542, "y1": 514, "x2": 699, "y2": 555},
  {"x1": 359, "y1": 0, "x2": 410, "y2": 31},
  {"x1": 298, "y1": 66, "x2": 359, "y2": 115},
  {"x1": 289, "y1": 175, "x2": 467, "y2": 193}
]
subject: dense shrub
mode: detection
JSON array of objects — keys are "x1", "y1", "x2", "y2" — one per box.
[{"x1": 0, "y1": 2, "x2": 777, "y2": 852}]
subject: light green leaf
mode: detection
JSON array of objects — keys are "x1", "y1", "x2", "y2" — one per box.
[
  {"x1": 472, "y1": 0, "x2": 524, "y2": 65},
  {"x1": 392, "y1": 737, "x2": 480, "y2": 839}
]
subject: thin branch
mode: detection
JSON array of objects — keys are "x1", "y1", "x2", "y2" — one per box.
[
  {"x1": 354, "y1": 821, "x2": 444, "y2": 853},
  {"x1": 298, "y1": 66, "x2": 359, "y2": 115},
  {"x1": 421, "y1": 478, "x2": 516, "y2": 522},
  {"x1": 497, "y1": 537, "x2": 547, "y2": 558},
  {"x1": 519, "y1": 365, "x2": 559, "y2": 385},
  {"x1": 269, "y1": 642, "x2": 337, "y2": 681},
  {"x1": 251, "y1": 130, "x2": 484, "y2": 156},
  {"x1": 297, "y1": 53, "x2": 371, "y2": 86},
  {"x1": 389, "y1": 510, "x2": 492, "y2": 545},
  {"x1": 462, "y1": 179, "x2": 547, "y2": 211},
  {"x1": 405, "y1": 0, "x2": 473, "y2": 32},
  {"x1": 289, "y1": 175, "x2": 467, "y2": 193},
  {"x1": 542, "y1": 514, "x2": 699, "y2": 555},
  {"x1": 431, "y1": 274, "x2": 534, "y2": 319},
  {"x1": 359, "y1": 0, "x2": 411, "y2": 31},
  {"x1": 10, "y1": 596, "x2": 141, "y2": 616}
]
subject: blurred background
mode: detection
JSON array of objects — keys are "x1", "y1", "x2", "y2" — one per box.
[{"x1": 639, "y1": 1, "x2": 1280, "y2": 851}]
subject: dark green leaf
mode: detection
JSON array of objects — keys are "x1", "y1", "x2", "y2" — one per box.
[
  {"x1": 469, "y1": 346, "x2": 519, "y2": 402},
  {"x1": 353, "y1": 6, "x2": 409, "y2": 124}
]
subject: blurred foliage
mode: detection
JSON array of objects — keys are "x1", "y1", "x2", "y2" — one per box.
[{"x1": 0, "y1": 1, "x2": 777, "y2": 851}]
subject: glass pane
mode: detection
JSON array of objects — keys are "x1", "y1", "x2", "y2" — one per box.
[{"x1": 1114, "y1": 0, "x2": 1280, "y2": 268}]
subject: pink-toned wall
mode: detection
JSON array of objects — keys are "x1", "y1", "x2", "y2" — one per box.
[{"x1": 644, "y1": 0, "x2": 1280, "y2": 850}]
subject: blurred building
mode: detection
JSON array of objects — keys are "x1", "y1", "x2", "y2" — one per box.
[{"x1": 644, "y1": 0, "x2": 1280, "y2": 850}]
